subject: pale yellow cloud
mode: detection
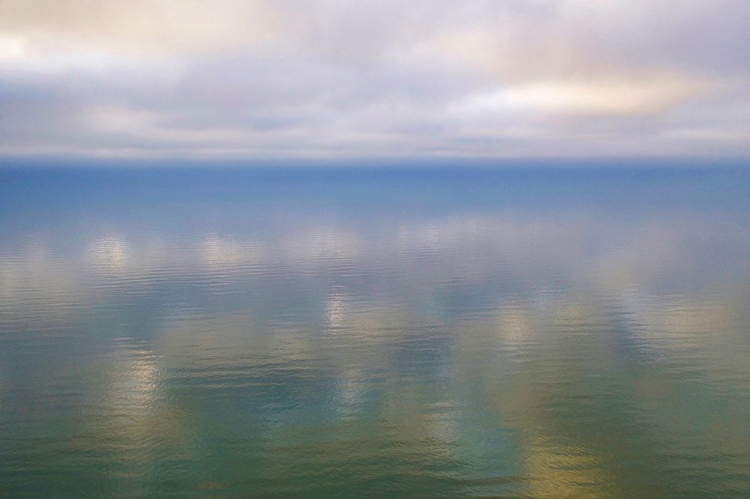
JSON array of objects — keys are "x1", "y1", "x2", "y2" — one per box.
[
  {"x1": 454, "y1": 72, "x2": 711, "y2": 117},
  {"x1": 0, "y1": 0, "x2": 282, "y2": 57}
]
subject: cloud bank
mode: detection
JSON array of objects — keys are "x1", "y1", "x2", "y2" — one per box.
[{"x1": 1, "y1": 0, "x2": 749, "y2": 161}]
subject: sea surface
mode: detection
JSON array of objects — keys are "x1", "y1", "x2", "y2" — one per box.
[{"x1": 1, "y1": 166, "x2": 749, "y2": 498}]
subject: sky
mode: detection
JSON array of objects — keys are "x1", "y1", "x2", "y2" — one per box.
[{"x1": 1, "y1": 0, "x2": 749, "y2": 162}]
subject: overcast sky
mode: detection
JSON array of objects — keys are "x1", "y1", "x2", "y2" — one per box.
[{"x1": 1, "y1": 0, "x2": 749, "y2": 162}]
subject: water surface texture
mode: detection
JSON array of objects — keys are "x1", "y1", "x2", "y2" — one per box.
[{"x1": 1, "y1": 167, "x2": 749, "y2": 498}]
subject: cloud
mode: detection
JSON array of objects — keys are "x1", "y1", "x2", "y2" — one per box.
[
  {"x1": 1, "y1": 0, "x2": 749, "y2": 160},
  {"x1": 452, "y1": 72, "x2": 709, "y2": 118},
  {"x1": 0, "y1": 0, "x2": 281, "y2": 57}
]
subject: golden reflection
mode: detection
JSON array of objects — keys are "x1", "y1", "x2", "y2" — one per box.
[
  {"x1": 201, "y1": 235, "x2": 263, "y2": 267},
  {"x1": 72, "y1": 347, "x2": 192, "y2": 463},
  {"x1": 87, "y1": 235, "x2": 129, "y2": 270},
  {"x1": 107, "y1": 349, "x2": 160, "y2": 409},
  {"x1": 458, "y1": 298, "x2": 625, "y2": 497},
  {"x1": 523, "y1": 437, "x2": 615, "y2": 499},
  {"x1": 325, "y1": 291, "x2": 349, "y2": 329},
  {"x1": 497, "y1": 307, "x2": 534, "y2": 345},
  {"x1": 334, "y1": 369, "x2": 365, "y2": 419},
  {"x1": 656, "y1": 301, "x2": 737, "y2": 336}
]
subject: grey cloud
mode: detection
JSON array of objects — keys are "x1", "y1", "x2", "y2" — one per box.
[{"x1": 0, "y1": 1, "x2": 748, "y2": 160}]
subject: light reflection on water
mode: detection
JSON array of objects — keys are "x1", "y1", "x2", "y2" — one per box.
[{"x1": 0, "y1": 168, "x2": 749, "y2": 497}]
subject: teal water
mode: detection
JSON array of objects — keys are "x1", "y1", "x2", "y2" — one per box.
[{"x1": 1, "y1": 167, "x2": 749, "y2": 498}]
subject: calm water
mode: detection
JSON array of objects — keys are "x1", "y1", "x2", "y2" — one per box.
[{"x1": 1, "y1": 167, "x2": 749, "y2": 498}]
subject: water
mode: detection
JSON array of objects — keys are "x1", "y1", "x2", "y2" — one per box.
[{"x1": 1, "y1": 166, "x2": 749, "y2": 498}]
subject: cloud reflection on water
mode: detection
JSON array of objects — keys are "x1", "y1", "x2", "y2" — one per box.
[{"x1": 1, "y1": 180, "x2": 750, "y2": 496}]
